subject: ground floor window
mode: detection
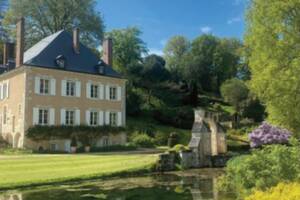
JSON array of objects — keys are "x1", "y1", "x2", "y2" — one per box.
[
  {"x1": 90, "y1": 111, "x2": 98, "y2": 126},
  {"x1": 65, "y1": 110, "x2": 75, "y2": 125},
  {"x1": 38, "y1": 109, "x2": 49, "y2": 125},
  {"x1": 109, "y1": 112, "x2": 117, "y2": 126},
  {"x1": 103, "y1": 137, "x2": 109, "y2": 146}
]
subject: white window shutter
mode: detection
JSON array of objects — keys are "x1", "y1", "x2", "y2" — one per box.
[
  {"x1": 86, "y1": 82, "x2": 91, "y2": 98},
  {"x1": 76, "y1": 81, "x2": 81, "y2": 97},
  {"x1": 33, "y1": 107, "x2": 39, "y2": 125},
  {"x1": 34, "y1": 77, "x2": 40, "y2": 94},
  {"x1": 106, "y1": 85, "x2": 110, "y2": 100},
  {"x1": 105, "y1": 111, "x2": 110, "y2": 125},
  {"x1": 117, "y1": 86, "x2": 122, "y2": 101},
  {"x1": 6, "y1": 81, "x2": 9, "y2": 99},
  {"x1": 75, "y1": 109, "x2": 80, "y2": 125},
  {"x1": 99, "y1": 111, "x2": 104, "y2": 126},
  {"x1": 117, "y1": 112, "x2": 122, "y2": 126},
  {"x1": 0, "y1": 84, "x2": 3, "y2": 100},
  {"x1": 86, "y1": 110, "x2": 90, "y2": 125},
  {"x1": 50, "y1": 79, "x2": 56, "y2": 95},
  {"x1": 60, "y1": 109, "x2": 66, "y2": 125},
  {"x1": 61, "y1": 80, "x2": 66, "y2": 96},
  {"x1": 98, "y1": 83, "x2": 103, "y2": 100},
  {"x1": 49, "y1": 108, "x2": 55, "y2": 125}
]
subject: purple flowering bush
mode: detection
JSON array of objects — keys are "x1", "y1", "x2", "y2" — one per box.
[{"x1": 249, "y1": 122, "x2": 291, "y2": 148}]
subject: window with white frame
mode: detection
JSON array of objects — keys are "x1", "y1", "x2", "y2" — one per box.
[
  {"x1": 90, "y1": 111, "x2": 98, "y2": 126},
  {"x1": 109, "y1": 112, "x2": 117, "y2": 126},
  {"x1": 109, "y1": 86, "x2": 117, "y2": 100},
  {"x1": 39, "y1": 78, "x2": 50, "y2": 94},
  {"x1": 90, "y1": 84, "x2": 99, "y2": 98},
  {"x1": 38, "y1": 108, "x2": 49, "y2": 125},
  {"x1": 66, "y1": 81, "x2": 76, "y2": 96},
  {"x1": 65, "y1": 110, "x2": 75, "y2": 125}
]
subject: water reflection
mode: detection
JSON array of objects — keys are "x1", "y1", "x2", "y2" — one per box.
[{"x1": 0, "y1": 169, "x2": 235, "y2": 200}]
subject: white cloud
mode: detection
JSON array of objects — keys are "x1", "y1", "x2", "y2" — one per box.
[
  {"x1": 148, "y1": 48, "x2": 164, "y2": 56},
  {"x1": 200, "y1": 26, "x2": 212, "y2": 34},
  {"x1": 227, "y1": 17, "x2": 242, "y2": 25}
]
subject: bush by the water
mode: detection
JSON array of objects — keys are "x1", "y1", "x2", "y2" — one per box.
[
  {"x1": 249, "y1": 122, "x2": 291, "y2": 148},
  {"x1": 131, "y1": 132, "x2": 155, "y2": 148},
  {"x1": 218, "y1": 143, "x2": 300, "y2": 197},
  {"x1": 245, "y1": 182, "x2": 300, "y2": 200},
  {"x1": 170, "y1": 144, "x2": 190, "y2": 153}
]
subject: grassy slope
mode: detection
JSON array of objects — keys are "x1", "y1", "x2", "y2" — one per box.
[
  {"x1": 0, "y1": 153, "x2": 157, "y2": 190},
  {"x1": 127, "y1": 117, "x2": 191, "y2": 145}
]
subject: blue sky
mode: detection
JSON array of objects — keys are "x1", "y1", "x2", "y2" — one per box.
[{"x1": 97, "y1": 0, "x2": 248, "y2": 55}]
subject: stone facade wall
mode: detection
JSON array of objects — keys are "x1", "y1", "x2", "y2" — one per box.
[
  {"x1": 0, "y1": 65, "x2": 127, "y2": 150},
  {"x1": 0, "y1": 68, "x2": 26, "y2": 148}
]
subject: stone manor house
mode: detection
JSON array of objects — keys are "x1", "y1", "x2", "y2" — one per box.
[{"x1": 0, "y1": 18, "x2": 126, "y2": 152}]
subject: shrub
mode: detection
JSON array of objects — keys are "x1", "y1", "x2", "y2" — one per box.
[
  {"x1": 249, "y1": 122, "x2": 291, "y2": 148},
  {"x1": 218, "y1": 144, "x2": 300, "y2": 197},
  {"x1": 131, "y1": 133, "x2": 155, "y2": 148},
  {"x1": 170, "y1": 144, "x2": 189, "y2": 153},
  {"x1": 245, "y1": 182, "x2": 300, "y2": 200},
  {"x1": 154, "y1": 131, "x2": 169, "y2": 146}
]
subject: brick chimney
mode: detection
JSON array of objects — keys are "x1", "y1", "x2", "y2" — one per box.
[
  {"x1": 102, "y1": 38, "x2": 113, "y2": 66},
  {"x1": 73, "y1": 28, "x2": 80, "y2": 54},
  {"x1": 3, "y1": 42, "x2": 15, "y2": 65},
  {"x1": 16, "y1": 17, "x2": 25, "y2": 68}
]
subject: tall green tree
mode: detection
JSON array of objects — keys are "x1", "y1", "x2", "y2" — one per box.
[
  {"x1": 3, "y1": 0, "x2": 104, "y2": 49},
  {"x1": 106, "y1": 27, "x2": 147, "y2": 74},
  {"x1": 245, "y1": 0, "x2": 300, "y2": 133},
  {"x1": 221, "y1": 78, "x2": 249, "y2": 126},
  {"x1": 164, "y1": 35, "x2": 190, "y2": 82}
]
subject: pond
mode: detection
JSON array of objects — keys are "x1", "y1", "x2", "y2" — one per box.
[{"x1": 0, "y1": 169, "x2": 235, "y2": 200}]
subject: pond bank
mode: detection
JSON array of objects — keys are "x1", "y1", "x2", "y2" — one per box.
[{"x1": 0, "y1": 168, "x2": 236, "y2": 200}]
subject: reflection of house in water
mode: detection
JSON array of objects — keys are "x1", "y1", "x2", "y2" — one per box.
[
  {"x1": 181, "y1": 176, "x2": 219, "y2": 200},
  {"x1": 0, "y1": 193, "x2": 23, "y2": 200},
  {"x1": 188, "y1": 109, "x2": 227, "y2": 167}
]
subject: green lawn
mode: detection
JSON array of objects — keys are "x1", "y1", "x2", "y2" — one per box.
[{"x1": 0, "y1": 153, "x2": 158, "y2": 190}]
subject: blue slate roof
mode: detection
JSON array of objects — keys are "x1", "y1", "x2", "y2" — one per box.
[{"x1": 23, "y1": 30, "x2": 122, "y2": 78}]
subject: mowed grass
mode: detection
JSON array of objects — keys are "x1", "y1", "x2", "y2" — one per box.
[{"x1": 0, "y1": 153, "x2": 158, "y2": 190}]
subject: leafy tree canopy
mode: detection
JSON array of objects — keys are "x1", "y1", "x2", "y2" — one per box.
[
  {"x1": 221, "y1": 78, "x2": 249, "y2": 112},
  {"x1": 106, "y1": 27, "x2": 147, "y2": 74},
  {"x1": 3, "y1": 0, "x2": 104, "y2": 50},
  {"x1": 163, "y1": 35, "x2": 190, "y2": 82},
  {"x1": 245, "y1": 0, "x2": 300, "y2": 132}
]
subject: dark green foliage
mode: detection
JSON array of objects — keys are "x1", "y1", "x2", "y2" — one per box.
[
  {"x1": 153, "y1": 107, "x2": 193, "y2": 129},
  {"x1": 27, "y1": 125, "x2": 126, "y2": 141},
  {"x1": 243, "y1": 99, "x2": 265, "y2": 122},
  {"x1": 126, "y1": 88, "x2": 143, "y2": 116}
]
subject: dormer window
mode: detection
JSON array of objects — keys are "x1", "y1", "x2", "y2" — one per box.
[
  {"x1": 55, "y1": 55, "x2": 66, "y2": 68},
  {"x1": 96, "y1": 60, "x2": 105, "y2": 75}
]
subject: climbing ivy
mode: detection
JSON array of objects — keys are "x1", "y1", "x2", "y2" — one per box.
[{"x1": 27, "y1": 125, "x2": 126, "y2": 141}]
